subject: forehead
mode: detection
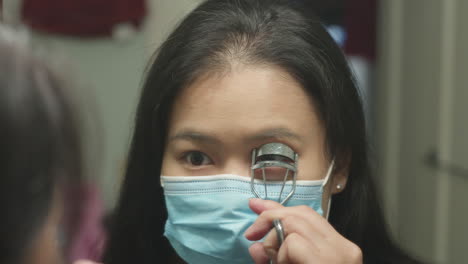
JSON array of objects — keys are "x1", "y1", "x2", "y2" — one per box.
[{"x1": 168, "y1": 65, "x2": 321, "y2": 140}]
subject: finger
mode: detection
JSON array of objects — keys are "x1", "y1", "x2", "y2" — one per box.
[
  {"x1": 277, "y1": 233, "x2": 318, "y2": 264},
  {"x1": 249, "y1": 198, "x2": 283, "y2": 215},
  {"x1": 249, "y1": 242, "x2": 270, "y2": 264},
  {"x1": 245, "y1": 205, "x2": 331, "y2": 241},
  {"x1": 262, "y1": 215, "x2": 327, "y2": 257},
  {"x1": 250, "y1": 199, "x2": 329, "y2": 228},
  {"x1": 261, "y1": 226, "x2": 280, "y2": 260}
]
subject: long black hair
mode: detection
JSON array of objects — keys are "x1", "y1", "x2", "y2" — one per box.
[
  {"x1": 104, "y1": 0, "x2": 420, "y2": 263},
  {"x1": 0, "y1": 29, "x2": 83, "y2": 263}
]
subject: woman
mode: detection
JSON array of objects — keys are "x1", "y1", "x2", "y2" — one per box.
[
  {"x1": 0, "y1": 26, "x2": 83, "y2": 264},
  {"x1": 104, "y1": 0, "x2": 422, "y2": 263}
]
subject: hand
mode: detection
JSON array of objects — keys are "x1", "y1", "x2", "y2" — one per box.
[{"x1": 244, "y1": 198, "x2": 363, "y2": 264}]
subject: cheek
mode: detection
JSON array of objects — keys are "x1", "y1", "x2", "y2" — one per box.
[
  {"x1": 160, "y1": 153, "x2": 171, "y2": 175},
  {"x1": 296, "y1": 152, "x2": 328, "y2": 180},
  {"x1": 161, "y1": 151, "x2": 185, "y2": 176},
  {"x1": 253, "y1": 167, "x2": 294, "y2": 181},
  {"x1": 161, "y1": 160, "x2": 175, "y2": 176}
]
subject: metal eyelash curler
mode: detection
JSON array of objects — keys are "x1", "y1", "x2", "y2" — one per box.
[
  {"x1": 250, "y1": 143, "x2": 298, "y2": 263},
  {"x1": 250, "y1": 142, "x2": 299, "y2": 205}
]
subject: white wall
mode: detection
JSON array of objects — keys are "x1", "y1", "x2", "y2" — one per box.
[
  {"x1": 376, "y1": 0, "x2": 468, "y2": 263},
  {"x1": 29, "y1": 33, "x2": 147, "y2": 209}
]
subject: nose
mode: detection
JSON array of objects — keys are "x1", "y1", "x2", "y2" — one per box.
[{"x1": 223, "y1": 158, "x2": 251, "y2": 177}]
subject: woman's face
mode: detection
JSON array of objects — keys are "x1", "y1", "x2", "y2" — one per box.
[{"x1": 162, "y1": 64, "x2": 347, "y2": 203}]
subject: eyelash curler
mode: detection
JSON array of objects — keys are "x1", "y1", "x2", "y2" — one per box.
[
  {"x1": 250, "y1": 142, "x2": 298, "y2": 263},
  {"x1": 250, "y1": 142, "x2": 299, "y2": 205}
]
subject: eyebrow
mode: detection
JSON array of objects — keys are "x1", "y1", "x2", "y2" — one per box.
[
  {"x1": 169, "y1": 130, "x2": 221, "y2": 145},
  {"x1": 169, "y1": 127, "x2": 303, "y2": 145},
  {"x1": 246, "y1": 127, "x2": 303, "y2": 144}
]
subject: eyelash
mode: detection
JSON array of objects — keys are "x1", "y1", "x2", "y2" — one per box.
[{"x1": 177, "y1": 143, "x2": 297, "y2": 168}]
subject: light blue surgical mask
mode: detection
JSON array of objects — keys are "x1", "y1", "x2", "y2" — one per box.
[{"x1": 161, "y1": 164, "x2": 334, "y2": 264}]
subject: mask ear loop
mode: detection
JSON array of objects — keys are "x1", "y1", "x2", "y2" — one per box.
[{"x1": 321, "y1": 159, "x2": 335, "y2": 220}]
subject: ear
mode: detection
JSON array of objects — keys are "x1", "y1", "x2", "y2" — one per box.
[{"x1": 331, "y1": 155, "x2": 351, "y2": 195}]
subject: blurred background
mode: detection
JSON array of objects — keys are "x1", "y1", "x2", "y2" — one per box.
[{"x1": 1, "y1": 0, "x2": 467, "y2": 263}]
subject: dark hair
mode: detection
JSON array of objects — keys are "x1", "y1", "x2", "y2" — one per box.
[
  {"x1": 104, "y1": 0, "x2": 421, "y2": 263},
  {"x1": 0, "y1": 32, "x2": 82, "y2": 263}
]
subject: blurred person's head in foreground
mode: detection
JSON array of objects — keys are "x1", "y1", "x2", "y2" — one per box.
[{"x1": 0, "y1": 25, "x2": 83, "y2": 264}]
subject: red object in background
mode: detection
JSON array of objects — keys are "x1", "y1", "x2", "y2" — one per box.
[
  {"x1": 344, "y1": 0, "x2": 377, "y2": 61},
  {"x1": 21, "y1": 0, "x2": 147, "y2": 37}
]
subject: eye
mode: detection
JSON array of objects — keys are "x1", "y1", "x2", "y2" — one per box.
[
  {"x1": 183, "y1": 151, "x2": 213, "y2": 166},
  {"x1": 256, "y1": 154, "x2": 294, "y2": 164}
]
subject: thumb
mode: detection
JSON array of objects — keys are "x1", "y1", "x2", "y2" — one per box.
[{"x1": 249, "y1": 242, "x2": 270, "y2": 264}]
